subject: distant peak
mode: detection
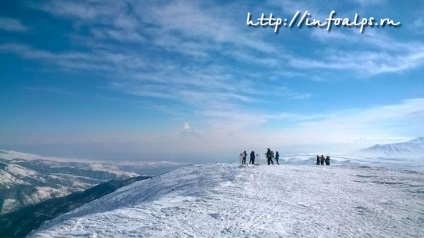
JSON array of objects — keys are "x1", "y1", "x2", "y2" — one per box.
[
  {"x1": 409, "y1": 137, "x2": 424, "y2": 143},
  {"x1": 362, "y1": 137, "x2": 424, "y2": 155}
]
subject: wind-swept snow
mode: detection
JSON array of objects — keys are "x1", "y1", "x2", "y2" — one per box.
[{"x1": 31, "y1": 164, "x2": 424, "y2": 238}]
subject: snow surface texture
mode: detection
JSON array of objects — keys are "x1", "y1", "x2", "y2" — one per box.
[{"x1": 31, "y1": 164, "x2": 424, "y2": 238}]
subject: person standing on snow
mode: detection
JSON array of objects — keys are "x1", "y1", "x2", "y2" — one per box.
[
  {"x1": 242, "y1": 151, "x2": 247, "y2": 164},
  {"x1": 320, "y1": 155, "x2": 325, "y2": 165},
  {"x1": 275, "y1": 151, "x2": 280, "y2": 165},
  {"x1": 249, "y1": 151, "x2": 255, "y2": 164},
  {"x1": 316, "y1": 155, "x2": 320, "y2": 165},
  {"x1": 266, "y1": 148, "x2": 274, "y2": 165},
  {"x1": 325, "y1": 155, "x2": 330, "y2": 165}
]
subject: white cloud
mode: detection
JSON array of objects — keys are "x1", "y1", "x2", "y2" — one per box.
[
  {"x1": 310, "y1": 29, "x2": 352, "y2": 42},
  {"x1": 30, "y1": 0, "x2": 110, "y2": 20},
  {"x1": 0, "y1": 43, "x2": 146, "y2": 72},
  {"x1": 289, "y1": 44, "x2": 424, "y2": 76},
  {"x1": 90, "y1": 28, "x2": 145, "y2": 42},
  {"x1": 305, "y1": 26, "x2": 424, "y2": 76},
  {"x1": 411, "y1": 17, "x2": 424, "y2": 34},
  {"x1": 350, "y1": 0, "x2": 388, "y2": 7},
  {"x1": 175, "y1": 98, "x2": 424, "y2": 152},
  {"x1": 289, "y1": 93, "x2": 311, "y2": 100},
  {"x1": 261, "y1": 98, "x2": 424, "y2": 147},
  {"x1": 0, "y1": 17, "x2": 30, "y2": 32},
  {"x1": 18, "y1": 0, "x2": 424, "y2": 81},
  {"x1": 180, "y1": 123, "x2": 201, "y2": 137}
]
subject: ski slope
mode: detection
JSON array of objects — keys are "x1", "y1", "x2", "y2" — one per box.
[{"x1": 30, "y1": 164, "x2": 424, "y2": 238}]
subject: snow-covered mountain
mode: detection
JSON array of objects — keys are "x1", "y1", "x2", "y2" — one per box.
[
  {"x1": 0, "y1": 150, "x2": 186, "y2": 214},
  {"x1": 362, "y1": 137, "x2": 424, "y2": 156},
  {"x1": 0, "y1": 175, "x2": 152, "y2": 238},
  {"x1": 30, "y1": 164, "x2": 424, "y2": 238}
]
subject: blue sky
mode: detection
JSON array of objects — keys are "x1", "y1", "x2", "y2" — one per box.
[{"x1": 0, "y1": 0, "x2": 423, "y2": 162}]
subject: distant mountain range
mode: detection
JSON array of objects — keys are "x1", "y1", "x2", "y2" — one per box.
[
  {"x1": 0, "y1": 175, "x2": 152, "y2": 238},
  {"x1": 0, "y1": 150, "x2": 186, "y2": 214},
  {"x1": 362, "y1": 137, "x2": 424, "y2": 156}
]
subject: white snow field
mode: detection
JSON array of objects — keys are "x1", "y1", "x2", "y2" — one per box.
[
  {"x1": 278, "y1": 153, "x2": 424, "y2": 172},
  {"x1": 30, "y1": 164, "x2": 424, "y2": 238}
]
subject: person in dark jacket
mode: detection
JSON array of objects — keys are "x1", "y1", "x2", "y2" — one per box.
[
  {"x1": 275, "y1": 151, "x2": 280, "y2": 165},
  {"x1": 325, "y1": 155, "x2": 330, "y2": 165},
  {"x1": 320, "y1": 155, "x2": 325, "y2": 165},
  {"x1": 242, "y1": 151, "x2": 247, "y2": 164},
  {"x1": 249, "y1": 151, "x2": 255, "y2": 164},
  {"x1": 266, "y1": 148, "x2": 274, "y2": 165},
  {"x1": 316, "y1": 155, "x2": 320, "y2": 165}
]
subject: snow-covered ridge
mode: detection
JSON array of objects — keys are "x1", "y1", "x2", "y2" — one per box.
[
  {"x1": 361, "y1": 137, "x2": 424, "y2": 156},
  {"x1": 30, "y1": 164, "x2": 424, "y2": 238},
  {"x1": 0, "y1": 150, "x2": 186, "y2": 214},
  {"x1": 0, "y1": 149, "x2": 185, "y2": 168}
]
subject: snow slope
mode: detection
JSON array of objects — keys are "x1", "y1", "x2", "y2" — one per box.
[
  {"x1": 30, "y1": 164, "x2": 424, "y2": 238},
  {"x1": 362, "y1": 137, "x2": 424, "y2": 156},
  {"x1": 0, "y1": 149, "x2": 186, "y2": 214}
]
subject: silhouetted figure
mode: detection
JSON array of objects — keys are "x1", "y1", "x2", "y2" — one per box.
[
  {"x1": 266, "y1": 148, "x2": 274, "y2": 165},
  {"x1": 320, "y1": 155, "x2": 325, "y2": 165},
  {"x1": 249, "y1": 151, "x2": 255, "y2": 164},
  {"x1": 316, "y1": 155, "x2": 320, "y2": 165},
  {"x1": 275, "y1": 151, "x2": 280, "y2": 165},
  {"x1": 241, "y1": 151, "x2": 247, "y2": 164},
  {"x1": 325, "y1": 156, "x2": 330, "y2": 165}
]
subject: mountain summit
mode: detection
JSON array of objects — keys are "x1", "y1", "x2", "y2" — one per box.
[
  {"x1": 30, "y1": 164, "x2": 423, "y2": 237},
  {"x1": 362, "y1": 137, "x2": 424, "y2": 156}
]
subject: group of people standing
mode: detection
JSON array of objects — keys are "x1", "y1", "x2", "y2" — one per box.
[
  {"x1": 240, "y1": 148, "x2": 280, "y2": 165},
  {"x1": 316, "y1": 155, "x2": 330, "y2": 165},
  {"x1": 240, "y1": 151, "x2": 331, "y2": 166}
]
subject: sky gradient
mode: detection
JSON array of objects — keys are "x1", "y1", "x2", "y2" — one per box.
[{"x1": 0, "y1": 0, "x2": 423, "y2": 162}]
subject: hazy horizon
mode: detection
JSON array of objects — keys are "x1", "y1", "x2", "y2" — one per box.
[{"x1": 1, "y1": 137, "x2": 422, "y2": 163}]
